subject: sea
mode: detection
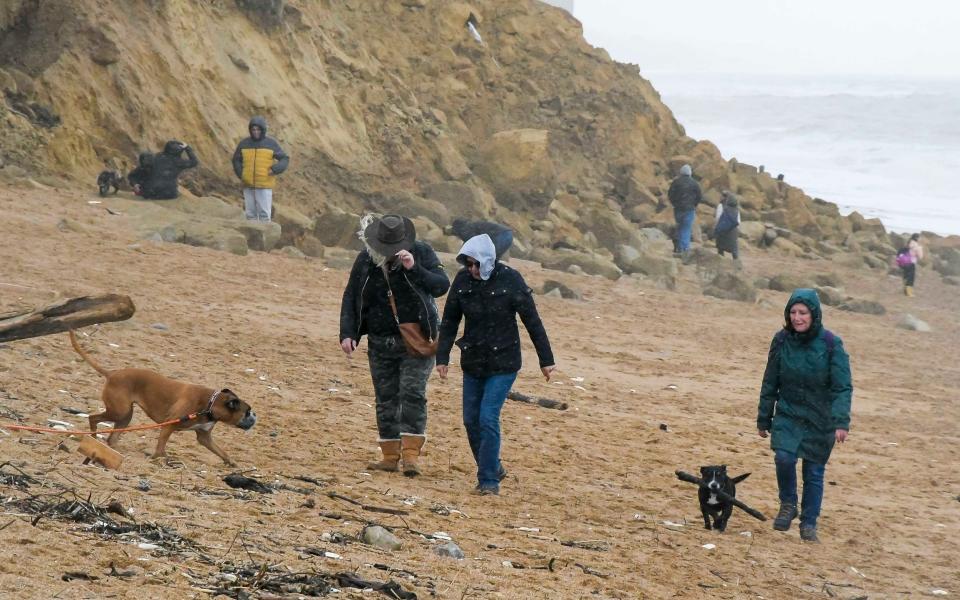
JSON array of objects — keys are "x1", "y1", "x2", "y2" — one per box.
[{"x1": 648, "y1": 73, "x2": 960, "y2": 236}]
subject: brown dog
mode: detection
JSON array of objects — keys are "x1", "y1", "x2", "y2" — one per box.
[{"x1": 69, "y1": 330, "x2": 256, "y2": 465}]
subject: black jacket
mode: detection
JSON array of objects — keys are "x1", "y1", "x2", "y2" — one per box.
[
  {"x1": 127, "y1": 152, "x2": 153, "y2": 191},
  {"x1": 437, "y1": 263, "x2": 554, "y2": 377},
  {"x1": 667, "y1": 174, "x2": 702, "y2": 212},
  {"x1": 339, "y1": 241, "x2": 450, "y2": 342},
  {"x1": 142, "y1": 142, "x2": 198, "y2": 200}
]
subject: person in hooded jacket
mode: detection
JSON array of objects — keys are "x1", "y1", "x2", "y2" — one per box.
[
  {"x1": 713, "y1": 190, "x2": 741, "y2": 259},
  {"x1": 339, "y1": 214, "x2": 450, "y2": 477},
  {"x1": 140, "y1": 141, "x2": 198, "y2": 200},
  {"x1": 667, "y1": 163, "x2": 702, "y2": 254},
  {"x1": 445, "y1": 218, "x2": 514, "y2": 259},
  {"x1": 757, "y1": 288, "x2": 853, "y2": 543},
  {"x1": 232, "y1": 116, "x2": 289, "y2": 222},
  {"x1": 436, "y1": 234, "x2": 556, "y2": 495},
  {"x1": 127, "y1": 152, "x2": 154, "y2": 196}
]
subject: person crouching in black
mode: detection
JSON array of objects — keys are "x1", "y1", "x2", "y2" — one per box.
[{"x1": 140, "y1": 140, "x2": 198, "y2": 200}]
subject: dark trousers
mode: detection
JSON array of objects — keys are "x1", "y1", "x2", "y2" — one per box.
[
  {"x1": 901, "y1": 263, "x2": 916, "y2": 286},
  {"x1": 674, "y1": 208, "x2": 695, "y2": 252},
  {"x1": 367, "y1": 334, "x2": 433, "y2": 439},
  {"x1": 493, "y1": 230, "x2": 514, "y2": 259},
  {"x1": 774, "y1": 449, "x2": 826, "y2": 528},
  {"x1": 462, "y1": 372, "x2": 518, "y2": 488}
]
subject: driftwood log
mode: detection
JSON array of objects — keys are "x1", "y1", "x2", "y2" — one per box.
[
  {"x1": 675, "y1": 470, "x2": 767, "y2": 521},
  {"x1": 507, "y1": 391, "x2": 567, "y2": 410},
  {"x1": 0, "y1": 294, "x2": 135, "y2": 343}
]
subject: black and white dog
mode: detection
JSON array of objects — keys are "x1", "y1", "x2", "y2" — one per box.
[
  {"x1": 698, "y1": 465, "x2": 750, "y2": 532},
  {"x1": 96, "y1": 170, "x2": 123, "y2": 197}
]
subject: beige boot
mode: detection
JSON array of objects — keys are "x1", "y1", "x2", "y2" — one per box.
[
  {"x1": 367, "y1": 439, "x2": 400, "y2": 472},
  {"x1": 400, "y1": 434, "x2": 426, "y2": 477},
  {"x1": 905, "y1": 285, "x2": 914, "y2": 297}
]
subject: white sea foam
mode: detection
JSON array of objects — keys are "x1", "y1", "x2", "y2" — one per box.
[{"x1": 650, "y1": 73, "x2": 960, "y2": 236}]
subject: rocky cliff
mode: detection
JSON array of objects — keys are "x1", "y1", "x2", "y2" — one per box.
[{"x1": 2, "y1": 0, "x2": 957, "y2": 275}]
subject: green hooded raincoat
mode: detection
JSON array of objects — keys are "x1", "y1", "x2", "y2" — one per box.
[{"x1": 757, "y1": 289, "x2": 853, "y2": 464}]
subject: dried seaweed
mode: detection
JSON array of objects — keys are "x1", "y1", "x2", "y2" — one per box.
[{"x1": 199, "y1": 564, "x2": 417, "y2": 599}]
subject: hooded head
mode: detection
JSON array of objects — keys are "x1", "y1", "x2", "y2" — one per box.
[
  {"x1": 163, "y1": 140, "x2": 184, "y2": 155},
  {"x1": 722, "y1": 190, "x2": 739, "y2": 208},
  {"x1": 680, "y1": 164, "x2": 692, "y2": 177},
  {"x1": 456, "y1": 234, "x2": 496, "y2": 280},
  {"x1": 137, "y1": 152, "x2": 153, "y2": 167},
  {"x1": 249, "y1": 116, "x2": 267, "y2": 140},
  {"x1": 783, "y1": 288, "x2": 823, "y2": 340}
]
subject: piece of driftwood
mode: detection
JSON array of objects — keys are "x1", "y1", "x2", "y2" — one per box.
[
  {"x1": 507, "y1": 391, "x2": 567, "y2": 410},
  {"x1": 77, "y1": 436, "x2": 123, "y2": 470},
  {"x1": 0, "y1": 294, "x2": 135, "y2": 343},
  {"x1": 326, "y1": 491, "x2": 409, "y2": 516},
  {"x1": 675, "y1": 470, "x2": 767, "y2": 521}
]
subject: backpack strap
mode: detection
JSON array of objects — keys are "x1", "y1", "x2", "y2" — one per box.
[{"x1": 822, "y1": 329, "x2": 835, "y2": 353}]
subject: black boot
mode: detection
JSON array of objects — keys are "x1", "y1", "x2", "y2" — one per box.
[
  {"x1": 773, "y1": 503, "x2": 798, "y2": 531},
  {"x1": 799, "y1": 524, "x2": 819, "y2": 542}
]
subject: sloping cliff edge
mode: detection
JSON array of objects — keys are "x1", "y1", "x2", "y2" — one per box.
[{"x1": 1, "y1": 0, "x2": 958, "y2": 274}]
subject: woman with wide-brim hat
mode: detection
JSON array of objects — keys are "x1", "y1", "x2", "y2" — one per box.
[{"x1": 339, "y1": 214, "x2": 450, "y2": 476}]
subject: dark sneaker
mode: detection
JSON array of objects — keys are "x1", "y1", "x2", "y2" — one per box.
[
  {"x1": 474, "y1": 485, "x2": 499, "y2": 496},
  {"x1": 497, "y1": 465, "x2": 508, "y2": 482},
  {"x1": 799, "y1": 525, "x2": 819, "y2": 543},
  {"x1": 773, "y1": 503, "x2": 798, "y2": 531}
]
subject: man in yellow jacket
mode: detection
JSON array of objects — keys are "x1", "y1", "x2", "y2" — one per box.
[{"x1": 232, "y1": 116, "x2": 290, "y2": 222}]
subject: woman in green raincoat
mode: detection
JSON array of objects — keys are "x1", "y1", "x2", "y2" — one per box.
[{"x1": 757, "y1": 288, "x2": 852, "y2": 542}]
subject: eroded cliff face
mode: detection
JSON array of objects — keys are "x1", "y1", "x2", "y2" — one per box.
[{"x1": 0, "y1": 0, "x2": 913, "y2": 265}]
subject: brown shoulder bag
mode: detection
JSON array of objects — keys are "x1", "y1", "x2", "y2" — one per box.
[{"x1": 381, "y1": 265, "x2": 438, "y2": 358}]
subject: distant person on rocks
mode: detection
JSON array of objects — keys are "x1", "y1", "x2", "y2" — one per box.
[
  {"x1": 757, "y1": 289, "x2": 853, "y2": 543},
  {"x1": 896, "y1": 233, "x2": 924, "y2": 297},
  {"x1": 713, "y1": 190, "x2": 741, "y2": 260},
  {"x1": 445, "y1": 218, "x2": 514, "y2": 259},
  {"x1": 667, "y1": 163, "x2": 702, "y2": 255},
  {"x1": 127, "y1": 152, "x2": 154, "y2": 196},
  {"x1": 139, "y1": 141, "x2": 198, "y2": 200},
  {"x1": 435, "y1": 234, "x2": 556, "y2": 496},
  {"x1": 232, "y1": 116, "x2": 289, "y2": 222},
  {"x1": 339, "y1": 214, "x2": 450, "y2": 477}
]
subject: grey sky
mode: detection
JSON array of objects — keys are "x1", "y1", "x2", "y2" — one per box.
[{"x1": 575, "y1": 1, "x2": 960, "y2": 78}]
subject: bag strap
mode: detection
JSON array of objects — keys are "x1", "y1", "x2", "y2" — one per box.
[{"x1": 380, "y1": 265, "x2": 401, "y2": 324}]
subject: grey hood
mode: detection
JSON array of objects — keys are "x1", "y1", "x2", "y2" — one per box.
[
  {"x1": 456, "y1": 234, "x2": 497, "y2": 280},
  {"x1": 680, "y1": 164, "x2": 692, "y2": 176},
  {"x1": 249, "y1": 115, "x2": 268, "y2": 138}
]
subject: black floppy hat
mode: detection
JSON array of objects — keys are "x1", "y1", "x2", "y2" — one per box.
[{"x1": 364, "y1": 214, "x2": 416, "y2": 256}]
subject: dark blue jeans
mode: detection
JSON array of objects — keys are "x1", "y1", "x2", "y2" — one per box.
[
  {"x1": 462, "y1": 372, "x2": 518, "y2": 488},
  {"x1": 774, "y1": 449, "x2": 826, "y2": 527},
  {"x1": 493, "y1": 230, "x2": 514, "y2": 259},
  {"x1": 674, "y1": 208, "x2": 696, "y2": 252}
]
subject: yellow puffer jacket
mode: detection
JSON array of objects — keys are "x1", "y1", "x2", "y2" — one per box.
[{"x1": 241, "y1": 147, "x2": 278, "y2": 189}]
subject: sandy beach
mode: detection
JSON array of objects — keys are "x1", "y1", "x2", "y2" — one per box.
[{"x1": 1, "y1": 186, "x2": 957, "y2": 599}]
